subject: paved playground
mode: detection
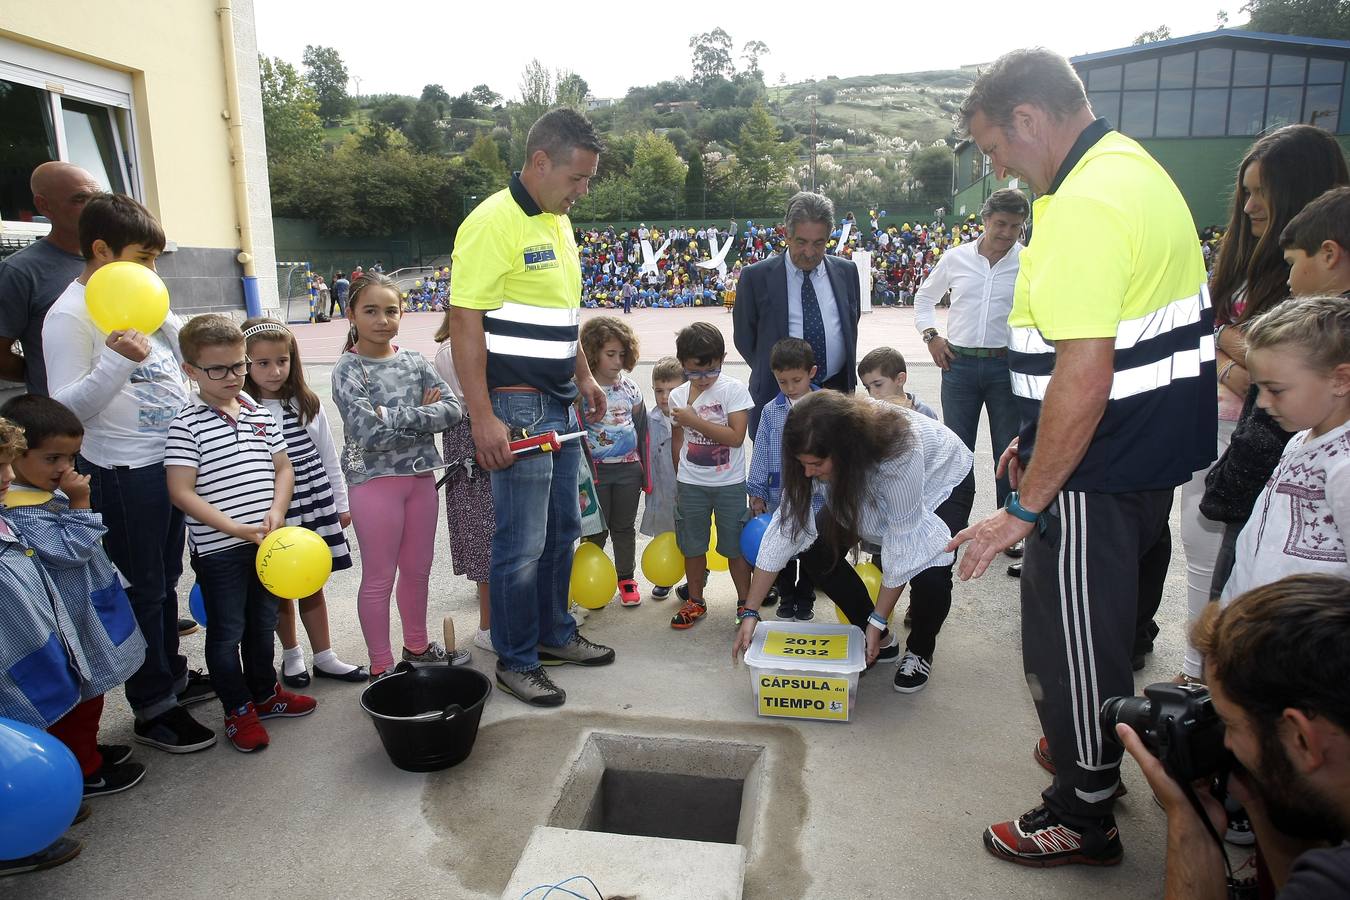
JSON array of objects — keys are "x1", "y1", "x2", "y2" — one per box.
[{"x1": 25, "y1": 306, "x2": 1195, "y2": 899}]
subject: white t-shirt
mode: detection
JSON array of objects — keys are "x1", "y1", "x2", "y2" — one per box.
[
  {"x1": 669, "y1": 375, "x2": 754, "y2": 487},
  {"x1": 43, "y1": 280, "x2": 190, "y2": 468}
]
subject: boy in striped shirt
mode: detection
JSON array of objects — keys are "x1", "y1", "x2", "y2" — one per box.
[{"x1": 165, "y1": 315, "x2": 313, "y2": 753}]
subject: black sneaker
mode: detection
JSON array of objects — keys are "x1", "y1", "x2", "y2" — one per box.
[
  {"x1": 83, "y1": 760, "x2": 146, "y2": 798},
  {"x1": 1007, "y1": 562, "x2": 1022, "y2": 578},
  {"x1": 0, "y1": 837, "x2": 82, "y2": 877},
  {"x1": 495, "y1": 663, "x2": 566, "y2": 707},
  {"x1": 177, "y1": 617, "x2": 199, "y2": 637},
  {"x1": 775, "y1": 598, "x2": 798, "y2": 619},
  {"x1": 794, "y1": 602, "x2": 815, "y2": 622},
  {"x1": 133, "y1": 705, "x2": 216, "y2": 754},
  {"x1": 893, "y1": 651, "x2": 932, "y2": 693},
  {"x1": 1225, "y1": 808, "x2": 1256, "y2": 846},
  {"x1": 875, "y1": 630, "x2": 900, "y2": 662},
  {"x1": 985, "y1": 804, "x2": 1123, "y2": 867},
  {"x1": 97, "y1": 743, "x2": 133, "y2": 766},
  {"x1": 761, "y1": 586, "x2": 779, "y2": 608},
  {"x1": 177, "y1": 669, "x2": 216, "y2": 707}
]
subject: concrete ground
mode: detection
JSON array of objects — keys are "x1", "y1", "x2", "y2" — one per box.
[{"x1": 25, "y1": 306, "x2": 1194, "y2": 899}]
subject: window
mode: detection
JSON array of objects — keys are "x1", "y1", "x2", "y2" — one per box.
[
  {"x1": 1156, "y1": 90, "x2": 1193, "y2": 136},
  {"x1": 1160, "y1": 53, "x2": 1195, "y2": 89},
  {"x1": 1232, "y1": 51, "x2": 1269, "y2": 87},
  {"x1": 1088, "y1": 91, "x2": 1121, "y2": 125},
  {"x1": 1266, "y1": 86, "x2": 1304, "y2": 128},
  {"x1": 1087, "y1": 65, "x2": 1122, "y2": 91},
  {"x1": 1308, "y1": 58, "x2": 1344, "y2": 84},
  {"x1": 1124, "y1": 58, "x2": 1159, "y2": 90},
  {"x1": 1306, "y1": 84, "x2": 1341, "y2": 132},
  {"x1": 1121, "y1": 91, "x2": 1157, "y2": 137},
  {"x1": 1228, "y1": 87, "x2": 1266, "y2": 135},
  {"x1": 1197, "y1": 48, "x2": 1232, "y2": 87},
  {"x1": 1269, "y1": 54, "x2": 1306, "y2": 85},
  {"x1": 0, "y1": 35, "x2": 139, "y2": 225},
  {"x1": 1192, "y1": 88, "x2": 1228, "y2": 136}
]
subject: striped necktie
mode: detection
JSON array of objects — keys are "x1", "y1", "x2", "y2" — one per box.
[{"x1": 800, "y1": 267, "x2": 828, "y2": 377}]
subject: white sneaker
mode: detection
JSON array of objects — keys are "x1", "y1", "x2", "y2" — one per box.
[
  {"x1": 473, "y1": 628, "x2": 495, "y2": 653},
  {"x1": 569, "y1": 603, "x2": 587, "y2": 627},
  {"x1": 402, "y1": 640, "x2": 471, "y2": 667}
]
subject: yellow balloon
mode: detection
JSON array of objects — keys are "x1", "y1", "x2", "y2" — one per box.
[
  {"x1": 571, "y1": 541, "x2": 618, "y2": 609},
  {"x1": 85, "y1": 261, "x2": 170, "y2": 335},
  {"x1": 707, "y1": 520, "x2": 730, "y2": 571},
  {"x1": 255, "y1": 526, "x2": 333, "y2": 600},
  {"x1": 833, "y1": 562, "x2": 892, "y2": 624},
  {"x1": 641, "y1": 531, "x2": 684, "y2": 586}
]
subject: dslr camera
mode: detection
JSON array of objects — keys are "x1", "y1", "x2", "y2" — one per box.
[{"x1": 1101, "y1": 682, "x2": 1230, "y2": 782}]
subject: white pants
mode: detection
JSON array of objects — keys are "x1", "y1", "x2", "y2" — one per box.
[{"x1": 1179, "y1": 419, "x2": 1237, "y2": 678}]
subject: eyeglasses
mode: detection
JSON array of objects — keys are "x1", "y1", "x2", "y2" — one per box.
[
  {"x1": 683, "y1": 367, "x2": 722, "y2": 380},
  {"x1": 191, "y1": 359, "x2": 251, "y2": 380}
]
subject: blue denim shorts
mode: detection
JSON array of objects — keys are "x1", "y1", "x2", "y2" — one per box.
[{"x1": 675, "y1": 480, "x2": 749, "y2": 558}]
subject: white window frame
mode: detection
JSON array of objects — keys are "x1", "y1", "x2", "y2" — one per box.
[{"x1": 0, "y1": 34, "x2": 143, "y2": 225}]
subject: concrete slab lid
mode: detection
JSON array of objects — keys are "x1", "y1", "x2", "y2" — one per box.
[{"x1": 502, "y1": 825, "x2": 746, "y2": 900}]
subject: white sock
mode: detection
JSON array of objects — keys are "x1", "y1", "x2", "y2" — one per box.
[
  {"x1": 282, "y1": 645, "x2": 306, "y2": 677},
  {"x1": 313, "y1": 648, "x2": 358, "y2": 675}
]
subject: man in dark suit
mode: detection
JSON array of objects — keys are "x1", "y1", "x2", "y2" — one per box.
[{"x1": 733, "y1": 191, "x2": 861, "y2": 436}]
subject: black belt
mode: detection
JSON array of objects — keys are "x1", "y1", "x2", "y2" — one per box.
[{"x1": 949, "y1": 344, "x2": 1007, "y2": 359}]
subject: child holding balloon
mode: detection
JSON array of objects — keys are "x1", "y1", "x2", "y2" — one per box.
[
  {"x1": 639, "y1": 357, "x2": 685, "y2": 599},
  {"x1": 242, "y1": 318, "x2": 366, "y2": 686},
  {"x1": 165, "y1": 315, "x2": 315, "y2": 753},
  {"x1": 578, "y1": 316, "x2": 650, "y2": 607},
  {"x1": 332, "y1": 273, "x2": 466, "y2": 680}
]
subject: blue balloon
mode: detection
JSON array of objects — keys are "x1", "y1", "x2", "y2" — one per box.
[
  {"x1": 0, "y1": 717, "x2": 82, "y2": 860},
  {"x1": 740, "y1": 513, "x2": 773, "y2": 567},
  {"x1": 189, "y1": 583, "x2": 207, "y2": 627}
]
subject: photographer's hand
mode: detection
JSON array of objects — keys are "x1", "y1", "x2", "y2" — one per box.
[{"x1": 1116, "y1": 724, "x2": 1228, "y2": 900}]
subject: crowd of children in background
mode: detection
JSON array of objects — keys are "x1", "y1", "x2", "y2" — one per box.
[{"x1": 2, "y1": 176, "x2": 1348, "y2": 876}]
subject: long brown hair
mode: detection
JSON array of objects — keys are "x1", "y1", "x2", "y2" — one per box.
[
  {"x1": 242, "y1": 317, "x2": 321, "y2": 425},
  {"x1": 1210, "y1": 125, "x2": 1349, "y2": 326},
  {"x1": 343, "y1": 272, "x2": 402, "y2": 352},
  {"x1": 780, "y1": 391, "x2": 911, "y2": 560}
]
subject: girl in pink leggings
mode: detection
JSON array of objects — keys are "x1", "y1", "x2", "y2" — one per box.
[{"x1": 330, "y1": 274, "x2": 468, "y2": 678}]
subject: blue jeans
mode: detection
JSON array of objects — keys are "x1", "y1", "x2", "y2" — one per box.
[
  {"x1": 939, "y1": 354, "x2": 1021, "y2": 527},
  {"x1": 489, "y1": 390, "x2": 581, "y2": 671},
  {"x1": 190, "y1": 543, "x2": 280, "y2": 713},
  {"x1": 83, "y1": 458, "x2": 188, "y2": 721}
]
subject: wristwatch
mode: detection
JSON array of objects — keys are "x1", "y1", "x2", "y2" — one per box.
[
  {"x1": 921, "y1": 328, "x2": 939, "y2": 344},
  {"x1": 1004, "y1": 491, "x2": 1041, "y2": 524}
]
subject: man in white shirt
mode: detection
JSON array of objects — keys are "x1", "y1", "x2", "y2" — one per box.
[{"x1": 914, "y1": 188, "x2": 1028, "y2": 536}]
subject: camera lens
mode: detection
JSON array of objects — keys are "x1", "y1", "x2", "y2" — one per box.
[{"x1": 1101, "y1": 695, "x2": 1153, "y2": 743}]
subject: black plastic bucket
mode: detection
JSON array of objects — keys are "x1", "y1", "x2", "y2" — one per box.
[{"x1": 360, "y1": 661, "x2": 492, "y2": 772}]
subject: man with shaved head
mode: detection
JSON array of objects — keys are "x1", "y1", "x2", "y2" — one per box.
[{"x1": 0, "y1": 162, "x2": 102, "y2": 395}]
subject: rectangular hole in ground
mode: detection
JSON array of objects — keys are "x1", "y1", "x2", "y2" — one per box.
[
  {"x1": 549, "y1": 733, "x2": 766, "y2": 849},
  {"x1": 584, "y1": 769, "x2": 745, "y2": 844}
]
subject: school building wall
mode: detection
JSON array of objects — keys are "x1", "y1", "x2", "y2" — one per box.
[{"x1": 0, "y1": 0, "x2": 278, "y2": 314}]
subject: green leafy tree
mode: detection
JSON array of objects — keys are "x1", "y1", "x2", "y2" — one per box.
[
  {"x1": 449, "y1": 94, "x2": 480, "y2": 118},
  {"x1": 259, "y1": 55, "x2": 323, "y2": 162},
  {"x1": 372, "y1": 96, "x2": 415, "y2": 130},
  {"x1": 421, "y1": 83, "x2": 450, "y2": 115},
  {"x1": 572, "y1": 176, "x2": 641, "y2": 221},
  {"x1": 689, "y1": 28, "x2": 735, "y2": 83},
  {"x1": 1241, "y1": 0, "x2": 1350, "y2": 38},
  {"x1": 1133, "y1": 25, "x2": 1173, "y2": 44},
  {"x1": 629, "y1": 132, "x2": 687, "y2": 215},
  {"x1": 685, "y1": 148, "x2": 706, "y2": 216},
  {"x1": 466, "y1": 132, "x2": 508, "y2": 182},
  {"x1": 511, "y1": 59, "x2": 554, "y2": 167},
  {"x1": 818, "y1": 86, "x2": 837, "y2": 105},
  {"x1": 407, "y1": 100, "x2": 443, "y2": 153},
  {"x1": 910, "y1": 144, "x2": 953, "y2": 204},
  {"x1": 557, "y1": 72, "x2": 590, "y2": 109},
  {"x1": 732, "y1": 100, "x2": 796, "y2": 211},
  {"x1": 470, "y1": 84, "x2": 501, "y2": 107},
  {"x1": 301, "y1": 45, "x2": 352, "y2": 124},
  {"x1": 741, "y1": 40, "x2": 770, "y2": 80}
]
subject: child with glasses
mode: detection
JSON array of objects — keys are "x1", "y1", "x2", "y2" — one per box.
[
  {"x1": 165, "y1": 315, "x2": 315, "y2": 753},
  {"x1": 668, "y1": 322, "x2": 754, "y2": 629}
]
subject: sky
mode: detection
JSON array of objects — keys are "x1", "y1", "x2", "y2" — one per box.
[{"x1": 254, "y1": 2, "x2": 1246, "y2": 101}]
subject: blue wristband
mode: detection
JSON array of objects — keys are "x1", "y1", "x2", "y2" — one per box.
[
  {"x1": 867, "y1": 612, "x2": 888, "y2": 631},
  {"x1": 1004, "y1": 491, "x2": 1040, "y2": 524},
  {"x1": 738, "y1": 608, "x2": 761, "y2": 622}
]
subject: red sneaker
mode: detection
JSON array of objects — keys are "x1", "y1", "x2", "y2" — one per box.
[
  {"x1": 223, "y1": 703, "x2": 269, "y2": 753},
  {"x1": 618, "y1": 578, "x2": 642, "y2": 607},
  {"x1": 255, "y1": 683, "x2": 317, "y2": 720},
  {"x1": 984, "y1": 804, "x2": 1123, "y2": 868},
  {"x1": 1035, "y1": 735, "x2": 1055, "y2": 774}
]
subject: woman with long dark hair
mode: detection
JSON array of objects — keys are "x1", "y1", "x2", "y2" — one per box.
[
  {"x1": 730, "y1": 392, "x2": 972, "y2": 673},
  {"x1": 1178, "y1": 126, "x2": 1348, "y2": 683}
]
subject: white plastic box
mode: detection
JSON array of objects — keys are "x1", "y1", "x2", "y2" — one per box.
[{"x1": 743, "y1": 621, "x2": 867, "y2": 723}]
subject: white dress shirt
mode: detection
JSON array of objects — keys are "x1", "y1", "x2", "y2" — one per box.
[
  {"x1": 914, "y1": 238, "x2": 1022, "y2": 349},
  {"x1": 785, "y1": 255, "x2": 845, "y2": 379}
]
